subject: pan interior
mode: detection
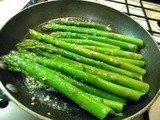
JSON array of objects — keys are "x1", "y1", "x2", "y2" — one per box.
[{"x1": 0, "y1": 1, "x2": 160, "y2": 120}]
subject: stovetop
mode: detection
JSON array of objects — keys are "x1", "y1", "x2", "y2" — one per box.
[{"x1": 0, "y1": 0, "x2": 160, "y2": 120}]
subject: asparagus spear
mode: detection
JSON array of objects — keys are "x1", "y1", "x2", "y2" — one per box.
[
  {"x1": 60, "y1": 45, "x2": 145, "y2": 67},
  {"x1": 52, "y1": 70, "x2": 126, "y2": 111},
  {"x1": 80, "y1": 45, "x2": 143, "y2": 60},
  {"x1": 105, "y1": 55, "x2": 145, "y2": 67},
  {"x1": 50, "y1": 31, "x2": 137, "y2": 51},
  {"x1": 56, "y1": 71, "x2": 125, "y2": 113},
  {"x1": 86, "y1": 93, "x2": 124, "y2": 113},
  {"x1": 17, "y1": 39, "x2": 143, "y2": 80},
  {"x1": 42, "y1": 23, "x2": 143, "y2": 46},
  {"x1": 31, "y1": 50, "x2": 149, "y2": 93},
  {"x1": 54, "y1": 70, "x2": 127, "y2": 104},
  {"x1": 16, "y1": 51, "x2": 146, "y2": 101},
  {"x1": 2, "y1": 51, "x2": 115, "y2": 119},
  {"x1": 17, "y1": 47, "x2": 127, "y2": 104},
  {"x1": 29, "y1": 29, "x2": 146, "y2": 75},
  {"x1": 55, "y1": 38, "x2": 120, "y2": 50},
  {"x1": 53, "y1": 19, "x2": 108, "y2": 30}
]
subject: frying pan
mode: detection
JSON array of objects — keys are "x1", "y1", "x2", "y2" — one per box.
[{"x1": 0, "y1": 0, "x2": 160, "y2": 120}]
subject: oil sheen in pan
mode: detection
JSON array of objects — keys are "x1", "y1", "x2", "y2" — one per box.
[
  {"x1": 24, "y1": 76, "x2": 81, "y2": 113},
  {"x1": 23, "y1": 74, "x2": 93, "y2": 119}
]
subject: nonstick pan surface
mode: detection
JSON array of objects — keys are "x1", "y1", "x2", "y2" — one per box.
[{"x1": 0, "y1": 1, "x2": 160, "y2": 120}]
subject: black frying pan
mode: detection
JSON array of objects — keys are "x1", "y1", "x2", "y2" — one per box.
[{"x1": 0, "y1": 0, "x2": 160, "y2": 120}]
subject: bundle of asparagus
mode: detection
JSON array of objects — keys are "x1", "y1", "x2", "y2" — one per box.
[{"x1": 1, "y1": 19, "x2": 149, "y2": 120}]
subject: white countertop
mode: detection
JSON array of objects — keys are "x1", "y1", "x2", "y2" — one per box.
[{"x1": 0, "y1": 0, "x2": 30, "y2": 29}]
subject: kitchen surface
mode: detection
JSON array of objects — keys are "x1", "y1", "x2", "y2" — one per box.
[{"x1": 0, "y1": 0, "x2": 160, "y2": 120}]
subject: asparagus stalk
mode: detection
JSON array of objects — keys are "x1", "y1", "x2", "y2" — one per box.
[
  {"x1": 54, "y1": 70, "x2": 127, "y2": 104},
  {"x1": 53, "y1": 19, "x2": 108, "y2": 30},
  {"x1": 86, "y1": 93, "x2": 124, "y2": 113},
  {"x1": 42, "y1": 23, "x2": 143, "y2": 46},
  {"x1": 81, "y1": 45, "x2": 143, "y2": 60},
  {"x1": 50, "y1": 31, "x2": 137, "y2": 51},
  {"x1": 55, "y1": 38, "x2": 120, "y2": 50},
  {"x1": 17, "y1": 39, "x2": 143, "y2": 80},
  {"x1": 16, "y1": 51, "x2": 146, "y2": 101},
  {"x1": 63, "y1": 45, "x2": 145, "y2": 67},
  {"x1": 59, "y1": 74, "x2": 124, "y2": 115},
  {"x1": 105, "y1": 55, "x2": 145, "y2": 67},
  {"x1": 57, "y1": 70, "x2": 125, "y2": 113},
  {"x1": 17, "y1": 47, "x2": 127, "y2": 104},
  {"x1": 32, "y1": 50, "x2": 149, "y2": 93},
  {"x1": 29, "y1": 29, "x2": 146, "y2": 75},
  {"x1": 2, "y1": 51, "x2": 114, "y2": 119}
]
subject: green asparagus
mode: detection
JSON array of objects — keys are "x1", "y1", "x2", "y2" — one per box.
[
  {"x1": 15, "y1": 51, "x2": 146, "y2": 101},
  {"x1": 2, "y1": 51, "x2": 115, "y2": 119},
  {"x1": 17, "y1": 39, "x2": 143, "y2": 80},
  {"x1": 17, "y1": 48, "x2": 128, "y2": 104},
  {"x1": 53, "y1": 19, "x2": 108, "y2": 30},
  {"x1": 42, "y1": 23, "x2": 143, "y2": 46},
  {"x1": 52, "y1": 70, "x2": 126, "y2": 109},
  {"x1": 86, "y1": 93, "x2": 124, "y2": 113},
  {"x1": 105, "y1": 55, "x2": 145, "y2": 67},
  {"x1": 29, "y1": 29, "x2": 146, "y2": 75},
  {"x1": 32, "y1": 50, "x2": 148, "y2": 92},
  {"x1": 54, "y1": 70, "x2": 127, "y2": 104},
  {"x1": 55, "y1": 38, "x2": 120, "y2": 50},
  {"x1": 0, "y1": 18, "x2": 149, "y2": 120},
  {"x1": 50, "y1": 31, "x2": 137, "y2": 51},
  {"x1": 80, "y1": 45, "x2": 143, "y2": 60}
]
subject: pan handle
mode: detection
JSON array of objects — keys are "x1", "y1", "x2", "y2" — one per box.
[{"x1": 23, "y1": 0, "x2": 38, "y2": 9}]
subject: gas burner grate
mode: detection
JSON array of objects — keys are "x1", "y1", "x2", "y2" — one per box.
[{"x1": 105, "y1": 0, "x2": 160, "y2": 44}]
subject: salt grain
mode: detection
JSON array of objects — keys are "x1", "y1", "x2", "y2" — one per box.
[
  {"x1": 31, "y1": 102, "x2": 35, "y2": 105},
  {"x1": 31, "y1": 96, "x2": 35, "y2": 101},
  {"x1": 44, "y1": 95, "x2": 51, "y2": 102},
  {"x1": 47, "y1": 112, "x2": 51, "y2": 116},
  {"x1": 0, "y1": 60, "x2": 6, "y2": 69}
]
